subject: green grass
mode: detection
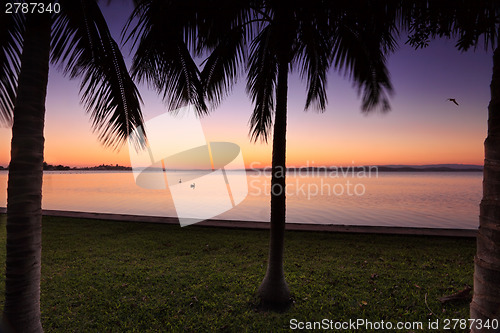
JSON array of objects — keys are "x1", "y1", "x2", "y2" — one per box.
[{"x1": 0, "y1": 215, "x2": 475, "y2": 332}]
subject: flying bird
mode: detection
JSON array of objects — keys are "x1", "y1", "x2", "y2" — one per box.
[{"x1": 447, "y1": 98, "x2": 459, "y2": 106}]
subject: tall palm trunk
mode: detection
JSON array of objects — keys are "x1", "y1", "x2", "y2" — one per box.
[
  {"x1": 470, "y1": 44, "x2": 500, "y2": 331},
  {"x1": 2, "y1": 13, "x2": 51, "y2": 333},
  {"x1": 257, "y1": 55, "x2": 291, "y2": 306}
]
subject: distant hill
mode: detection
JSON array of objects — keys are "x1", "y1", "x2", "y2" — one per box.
[
  {"x1": 77, "y1": 164, "x2": 132, "y2": 171},
  {"x1": 41, "y1": 163, "x2": 131, "y2": 171},
  {"x1": 248, "y1": 164, "x2": 483, "y2": 172},
  {"x1": 43, "y1": 162, "x2": 71, "y2": 171},
  {"x1": 382, "y1": 164, "x2": 482, "y2": 170},
  {"x1": 377, "y1": 164, "x2": 482, "y2": 172}
]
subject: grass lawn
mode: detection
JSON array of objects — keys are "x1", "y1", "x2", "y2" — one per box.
[{"x1": 0, "y1": 215, "x2": 476, "y2": 332}]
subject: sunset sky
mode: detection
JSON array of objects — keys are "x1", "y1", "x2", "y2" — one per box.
[{"x1": 0, "y1": 3, "x2": 493, "y2": 168}]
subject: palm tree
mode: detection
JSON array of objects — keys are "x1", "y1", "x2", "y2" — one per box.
[
  {"x1": 0, "y1": 1, "x2": 145, "y2": 331},
  {"x1": 126, "y1": 0, "x2": 398, "y2": 308},
  {"x1": 473, "y1": 41, "x2": 500, "y2": 329},
  {"x1": 405, "y1": 0, "x2": 500, "y2": 327}
]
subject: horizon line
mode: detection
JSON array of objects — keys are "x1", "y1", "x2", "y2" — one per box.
[{"x1": 0, "y1": 163, "x2": 484, "y2": 171}]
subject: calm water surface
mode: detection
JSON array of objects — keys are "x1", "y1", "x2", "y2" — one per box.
[{"x1": 0, "y1": 170, "x2": 481, "y2": 229}]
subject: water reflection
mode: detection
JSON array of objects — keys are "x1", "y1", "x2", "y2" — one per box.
[{"x1": 0, "y1": 170, "x2": 481, "y2": 229}]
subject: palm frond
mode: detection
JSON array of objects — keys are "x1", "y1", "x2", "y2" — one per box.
[
  {"x1": 198, "y1": 0, "x2": 266, "y2": 109},
  {"x1": 195, "y1": 0, "x2": 255, "y2": 51},
  {"x1": 200, "y1": 27, "x2": 246, "y2": 109},
  {"x1": 451, "y1": 0, "x2": 498, "y2": 51},
  {"x1": 246, "y1": 25, "x2": 278, "y2": 142},
  {"x1": 51, "y1": 0, "x2": 145, "y2": 150},
  {"x1": 405, "y1": 0, "x2": 499, "y2": 52},
  {"x1": 0, "y1": 11, "x2": 24, "y2": 125},
  {"x1": 296, "y1": 20, "x2": 331, "y2": 111},
  {"x1": 124, "y1": 0, "x2": 206, "y2": 115},
  {"x1": 331, "y1": 5, "x2": 396, "y2": 112},
  {"x1": 288, "y1": 0, "x2": 331, "y2": 111}
]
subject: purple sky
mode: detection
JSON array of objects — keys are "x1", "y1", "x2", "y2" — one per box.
[{"x1": 0, "y1": 2, "x2": 494, "y2": 167}]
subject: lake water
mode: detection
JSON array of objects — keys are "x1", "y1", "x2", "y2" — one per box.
[{"x1": 0, "y1": 170, "x2": 481, "y2": 229}]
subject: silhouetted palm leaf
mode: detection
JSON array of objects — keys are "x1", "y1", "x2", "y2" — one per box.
[
  {"x1": 295, "y1": 19, "x2": 331, "y2": 111},
  {"x1": 125, "y1": 0, "x2": 207, "y2": 115},
  {"x1": 247, "y1": 25, "x2": 278, "y2": 142},
  {"x1": 0, "y1": 11, "x2": 24, "y2": 125},
  {"x1": 198, "y1": 1, "x2": 255, "y2": 108},
  {"x1": 330, "y1": 2, "x2": 397, "y2": 112},
  {"x1": 201, "y1": 27, "x2": 247, "y2": 109},
  {"x1": 51, "y1": 0, "x2": 145, "y2": 149}
]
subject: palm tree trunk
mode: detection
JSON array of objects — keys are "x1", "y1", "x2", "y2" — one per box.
[
  {"x1": 257, "y1": 56, "x2": 291, "y2": 307},
  {"x1": 470, "y1": 44, "x2": 500, "y2": 331},
  {"x1": 2, "y1": 13, "x2": 51, "y2": 333}
]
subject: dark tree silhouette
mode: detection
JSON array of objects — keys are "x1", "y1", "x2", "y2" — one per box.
[
  {"x1": 0, "y1": 1, "x2": 145, "y2": 331},
  {"x1": 126, "y1": 0, "x2": 398, "y2": 308}
]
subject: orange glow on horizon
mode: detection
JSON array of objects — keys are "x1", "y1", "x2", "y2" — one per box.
[{"x1": 0, "y1": 121, "x2": 485, "y2": 169}]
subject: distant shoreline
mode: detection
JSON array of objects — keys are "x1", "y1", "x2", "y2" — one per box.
[{"x1": 0, "y1": 165, "x2": 483, "y2": 172}]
